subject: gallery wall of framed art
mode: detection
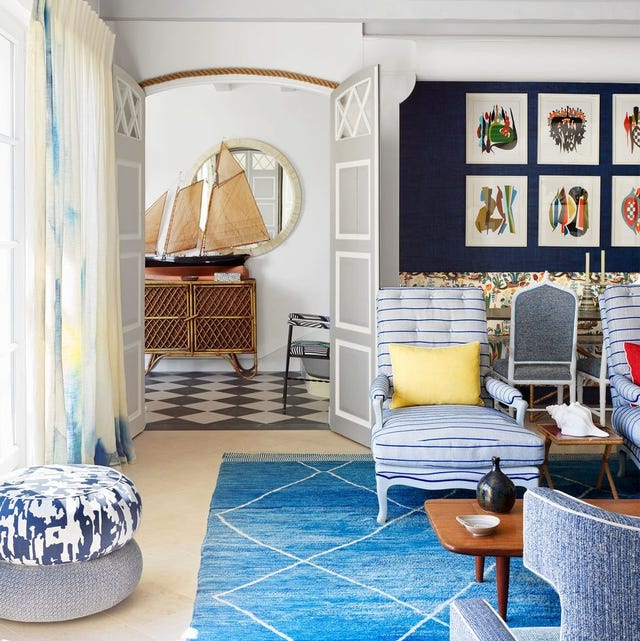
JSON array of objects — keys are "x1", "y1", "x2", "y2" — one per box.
[{"x1": 399, "y1": 81, "x2": 640, "y2": 273}]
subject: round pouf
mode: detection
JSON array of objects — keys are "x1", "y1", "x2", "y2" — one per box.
[
  {"x1": 0, "y1": 464, "x2": 143, "y2": 621},
  {"x1": 0, "y1": 539, "x2": 143, "y2": 622}
]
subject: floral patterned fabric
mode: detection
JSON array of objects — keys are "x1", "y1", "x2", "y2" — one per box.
[{"x1": 399, "y1": 271, "x2": 639, "y2": 360}]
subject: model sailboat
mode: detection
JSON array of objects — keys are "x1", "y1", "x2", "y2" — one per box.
[{"x1": 145, "y1": 142, "x2": 270, "y2": 267}]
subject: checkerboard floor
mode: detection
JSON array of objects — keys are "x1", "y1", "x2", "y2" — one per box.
[{"x1": 145, "y1": 371, "x2": 329, "y2": 430}]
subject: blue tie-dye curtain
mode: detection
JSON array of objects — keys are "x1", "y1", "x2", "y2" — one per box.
[{"x1": 26, "y1": 0, "x2": 135, "y2": 466}]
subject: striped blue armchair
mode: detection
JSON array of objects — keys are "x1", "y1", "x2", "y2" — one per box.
[
  {"x1": 600, "y1": 284, "x2": 640, "y2": 474},
  {"x1": 450, "y1": 487, "x2": 640, "y2": 641},
  {"x1": 370, "y1": 287, "x2": 544, "y2": 524}
]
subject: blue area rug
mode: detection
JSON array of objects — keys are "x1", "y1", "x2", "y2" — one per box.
[{"x1": 189, "y1": 453, "x2": 640, "y2": 641}]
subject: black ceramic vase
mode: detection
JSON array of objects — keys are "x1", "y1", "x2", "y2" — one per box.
[{"x1": 476, "y1": 456, "x2": 516, "y2": 514}]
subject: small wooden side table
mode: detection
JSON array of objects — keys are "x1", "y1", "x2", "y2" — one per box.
[{"x1": 535, "y1": 423, "x2": 623, "y2": 498}]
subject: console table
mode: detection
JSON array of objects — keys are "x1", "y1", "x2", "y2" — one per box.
[{"x1": 144, "y1": 278, "x2": 257, "y2": 378}]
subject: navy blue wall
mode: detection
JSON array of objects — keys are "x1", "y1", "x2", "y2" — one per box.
[{"x1": 399, "y1": 81, "x2": 640, "y2": 273}]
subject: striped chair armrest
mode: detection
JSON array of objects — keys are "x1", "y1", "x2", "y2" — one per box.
[
  {"x1": 485, "y1": 376, "x2": 527, "y2": 426},
  {"x1": 609, "y1": 374, "x2": 640, "y2": 405},
  {"x1": 369, "y1": 374, "x2": 391, "y2": 430},
  {"x1": 369, "y1": 374, "x2": 390, "y2": 401},
  {"x1": 485, "y1": 376, "x2": 523, "y2": 406}
]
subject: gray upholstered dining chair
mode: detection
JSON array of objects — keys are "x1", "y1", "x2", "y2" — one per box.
[
  {"x1": 576, "y1": 351, "x2": 609, "y2": 425},
  {"x1": 369, "y1": 287, "x2": 544, "y2": 524},
  {"x1": 492, "y1": 277, "x2": 578, "y2": 413},
  {"x1": 600, "y1": 284, "x2": 640, "y2": 475},
  {"x1": 450, "y1": 487, "x2": 640, "y2": 641}
]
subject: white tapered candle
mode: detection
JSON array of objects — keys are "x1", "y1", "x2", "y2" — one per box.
[{"x1": 585, "y1": 251, "x2": 590, "y2": 282}]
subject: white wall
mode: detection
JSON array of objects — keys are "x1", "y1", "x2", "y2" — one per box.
[
  {"x1": 110, "y1": 21, "x2": 364, "y2": 84},
  {"x1": 145, "y1": 84, "x2": 329, "y2": 371},
  {"x1": 413, "y1": 36, "x2": 640, "y2": 82}
]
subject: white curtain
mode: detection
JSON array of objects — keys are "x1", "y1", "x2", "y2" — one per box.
[{"x1": 26, "y1": 0, "x2": 134, "y2": 466}]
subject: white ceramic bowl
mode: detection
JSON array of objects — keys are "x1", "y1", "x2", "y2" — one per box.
[{"x1": 456, "y1": 514, "x2": 500, "y2": 536}]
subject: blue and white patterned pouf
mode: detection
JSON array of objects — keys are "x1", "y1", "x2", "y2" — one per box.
[
  {"x1": 0, "y1": 464, "x2": 143, "y2": 622},
  {"x1": 0, "y1": 464, "x2": 142, "y2": 565}
]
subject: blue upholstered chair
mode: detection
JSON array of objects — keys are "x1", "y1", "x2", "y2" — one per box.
[
  {"x1": 600, "y1": 284, "x2": 640, "y2": 474},
  {"x1": 492, "y1": 278, "x2": 579, "y2": 413},
  {"x1": 450, "y1": 487, "x2": 640, "y2": 641},
  {"x1": 369, "y1": 287, "x2": 544, "y2": 524}
]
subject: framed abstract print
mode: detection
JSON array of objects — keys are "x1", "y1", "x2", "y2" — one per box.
[
  {"x1": 466, "y1": 93, "x2": 528, "y2": 164},
  {"x1": 612, "y1": 94, "x2": 640, "y2": 164},
  {"x1": 612, "y1": 176, "x2": 640, "y2": 246},
  {"x1": 538, "y1": 94, "x2": 600, "y2": 165},
  {"x1": 465, "y1": 175, "x2": 528, "y2": 247},
  {"x1": 538, "y1": 175, "x2": 600, "y2": 247}
]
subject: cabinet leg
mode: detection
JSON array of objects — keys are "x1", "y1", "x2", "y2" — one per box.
[
  {"x1": 224, "y1": 353, "x2": 258, "y2": 379},
  {"x1": 145, "y1": 353, "x2": 165, "y2": 375}
]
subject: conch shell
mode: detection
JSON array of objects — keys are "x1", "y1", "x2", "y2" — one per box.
[{"x1": 545, "y1": 402, "x2": 609, "y2": 438}]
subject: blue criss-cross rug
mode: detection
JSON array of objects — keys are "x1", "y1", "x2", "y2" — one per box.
[{"x1": 188, "y1": 453, "x2": 640, "y2": 641}]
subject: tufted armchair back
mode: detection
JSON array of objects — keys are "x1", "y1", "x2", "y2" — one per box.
[
  {"x1": 376, "y1": 287, "x2": 490, "y2": 396},
  {"x1": 524, "y1": 487, "x2": 640, "y2": 641},
  {"x1": 600, "y1": 285, "x2": 640, "y2": 402}
]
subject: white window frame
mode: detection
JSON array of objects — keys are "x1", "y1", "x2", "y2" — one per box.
[{"x1": 0, "y1": 0, "x2": 27, "y2": 474}]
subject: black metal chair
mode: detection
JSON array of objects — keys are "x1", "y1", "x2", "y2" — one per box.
[{"x1": 282, "y1": 313, "x2": 330, "y2": 411}]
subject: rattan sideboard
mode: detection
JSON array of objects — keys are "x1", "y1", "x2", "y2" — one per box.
[{"x1": 144, "y1": 278, "x2": 257, "y2": 378}]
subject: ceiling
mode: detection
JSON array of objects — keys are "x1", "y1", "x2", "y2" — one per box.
[{"x1": 99, "y1": 0, "x2": 640, "y2": 38}]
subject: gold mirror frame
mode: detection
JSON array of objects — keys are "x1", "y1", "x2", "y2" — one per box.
[{"x1": 189, "y1": 138, "x2": 302, "y2": 257}]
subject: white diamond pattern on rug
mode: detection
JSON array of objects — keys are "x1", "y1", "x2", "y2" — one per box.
[{"x1": 189, "y1": 456, "x2": 579, "y2": 641}]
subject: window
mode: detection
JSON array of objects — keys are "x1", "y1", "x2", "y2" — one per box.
[{"x1": 0, "y1": 3, "x2": 26, "y2": 473}]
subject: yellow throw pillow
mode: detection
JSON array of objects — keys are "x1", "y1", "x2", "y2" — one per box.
[{"x1": 389, "y1": 341, "x2": 483, "y2": 408}]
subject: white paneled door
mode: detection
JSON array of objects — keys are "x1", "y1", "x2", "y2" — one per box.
[
  {"x1": 114, "y1": 65, "x2": 146, "y2": 438},
  {"x1": 329, "y1": 66, "x2": 380, "y2": 445}
]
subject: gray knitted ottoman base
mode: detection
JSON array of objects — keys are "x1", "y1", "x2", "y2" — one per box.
[{"x1": 0, "y1": 539, "x2": 143, "y2": 622}]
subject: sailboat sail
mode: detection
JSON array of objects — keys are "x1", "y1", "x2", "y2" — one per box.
[
  {"x1": 144, "y1": 191, "x2": 167, "y2": 254},
  {"x1": 163, "y1": 180, "x2": 204, "y2": 255},
  {"x1": 201, "y1": 143, "x2": 270, "y2": 252}
]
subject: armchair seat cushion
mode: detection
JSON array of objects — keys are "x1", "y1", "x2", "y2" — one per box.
[
  {"x1": 493, "y1": 359, "x2": 572, "y2": 382},
  {"x1": 371, "y1": 404, "x2": 544, "y2": 470}
]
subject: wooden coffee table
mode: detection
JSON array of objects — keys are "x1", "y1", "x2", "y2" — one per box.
[
  {"x1": 424, "y1": 497, "x2": 640, "y2": 621},
  {"x1": 535, "y1": 423, "x2": 623, "y2": 498}
]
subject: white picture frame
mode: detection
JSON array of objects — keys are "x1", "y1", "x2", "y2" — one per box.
[
  {"x1": 538, "y1": 175, "x2": 600, "y2": 247},
  {"x1": 465, "y1": 175, "x2": 528, "y2": 247},
  {"x1": 537, "y1": 94, "x2": 600, "y2": 165},
  {"x1": 612, "y1": 175, "x2": 640, "y2": 246},
  {"x1": 466, "y1": 93, "x2": 528, "y2": 164},
  {"x1": 612, "y1": 94, "x2": 640, "y2": 165}
]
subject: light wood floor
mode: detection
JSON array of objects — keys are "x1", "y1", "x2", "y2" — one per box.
[{"x1": 0, "y1": 429, "x2": 369, "y2": 641}]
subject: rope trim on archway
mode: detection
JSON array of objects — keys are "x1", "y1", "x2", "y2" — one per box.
[{"x1": 139, "y1": 67, "x2": 339, "y2": 89}]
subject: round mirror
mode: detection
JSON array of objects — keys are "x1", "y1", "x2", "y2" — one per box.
[{"x1": 190, "y1": 138, "x2": 302, "y2": 256}]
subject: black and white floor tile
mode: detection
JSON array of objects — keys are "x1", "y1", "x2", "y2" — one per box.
[{"x1": 145, "y1": 372, "x2": 329, "y2": 430}]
